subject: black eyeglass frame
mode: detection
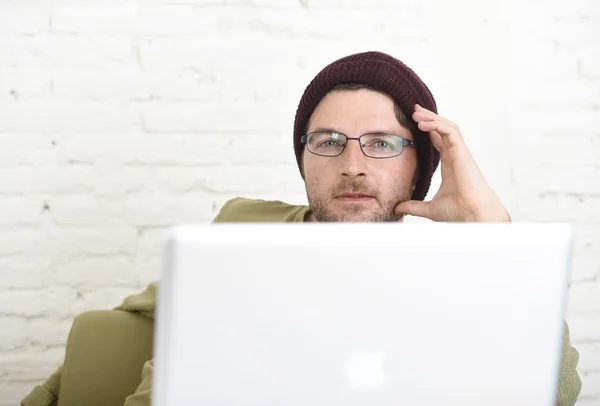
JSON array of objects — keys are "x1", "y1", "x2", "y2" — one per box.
[{"x1": 300, "y1": 131, "x2": 416, "y2": 159}]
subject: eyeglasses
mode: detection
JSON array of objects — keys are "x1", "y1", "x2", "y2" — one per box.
[{"x1": 301, "y1": 131, "x2": 416, "y2": 159}]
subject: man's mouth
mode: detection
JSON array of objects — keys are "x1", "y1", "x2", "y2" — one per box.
[{"x1": 335, "y1": 193, "x2": 375, "y2": 202}]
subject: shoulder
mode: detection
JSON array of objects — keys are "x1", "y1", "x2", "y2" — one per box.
[
  {"x1": 556, "y1": 321, "x2": 582, "y2": 406},
  {"x1": 213, "y1": 197, "x2": 310, "y2": 222},
  {"x1": 116, "y1": 282, "x2": 157, "y2": 317}
]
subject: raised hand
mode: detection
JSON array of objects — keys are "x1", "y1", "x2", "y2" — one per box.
[{"x1": 395, "y1": 104, "x2": 511, "y2": 222}]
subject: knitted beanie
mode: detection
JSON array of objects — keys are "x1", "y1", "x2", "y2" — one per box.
[{"x1": 293, "y1": 51, "x2": 440, "y2": 201}]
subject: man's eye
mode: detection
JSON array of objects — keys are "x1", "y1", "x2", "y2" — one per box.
[
  {"x1": 373, "y1": 140, "x2": 394, "y2": 149},
  {"x1": 320, "y1": 140, "x2": 342, "y2": 147}
]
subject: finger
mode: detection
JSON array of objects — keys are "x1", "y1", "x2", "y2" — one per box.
[
  {"x1": 414, "y1": 104, "x2": 442, "y2": 118},
  {"x1": 413, "y1": 105, "x2": 462, "y2": 136},
  {"x1": 416, "y1": 118, "x2": 458, "y2": 137},
  {"x1": 412, "y1": 111, "x2": 436, "y2": 123},
  {"x1": 428, "y1": 130, "x2": 444, "y2": 152},
  {"x1": 417, "y1": 120, "x2": 464, "y2": 151},
  {"x1": 412, "y1": 104, "x2": 438, "y2": 121},
  {"x1": 395, "y1": 200, "x2": 431, "y2": 220},
  {"x1": 413, "y1": 105, "x2": 467, "y2": 153}
]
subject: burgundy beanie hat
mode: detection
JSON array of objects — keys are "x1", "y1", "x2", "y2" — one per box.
[{"x1": 293, "y1": 51, "x2": 440, "y2": 201}]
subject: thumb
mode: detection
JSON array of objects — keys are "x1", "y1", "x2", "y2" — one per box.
[{"x1": 395, "y1": 200, "x2": 431, "y2": 219}]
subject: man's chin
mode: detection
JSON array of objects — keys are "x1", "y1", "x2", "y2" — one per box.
[
  {"x1": 341, "y1": 217, "x2": 377, "y2": 223},
  {"x1": 339, "y1": 214, "x2": 395, "y2": 223},
  {"x1": 315, "y1": 208, "x2": 399, "y2": 223}
]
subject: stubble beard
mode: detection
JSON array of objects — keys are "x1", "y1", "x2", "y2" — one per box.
[{"x1": 305, "y1": 178, "x2": 413, "y2": 222}]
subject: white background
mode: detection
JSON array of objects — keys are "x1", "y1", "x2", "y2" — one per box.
[{"x1": 0, "y1": 0, "x2": 599, "y2": 404}]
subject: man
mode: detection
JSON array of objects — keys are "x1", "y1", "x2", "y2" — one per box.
[{"x1": 22, "y1": 51, "x2": 581, "y2": 406}]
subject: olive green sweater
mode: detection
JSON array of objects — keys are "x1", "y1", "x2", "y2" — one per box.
[{"x1": 21, "y1": 198, "x2": 582, "y2": 406}]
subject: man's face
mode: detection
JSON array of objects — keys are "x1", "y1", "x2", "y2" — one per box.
[{"x1": 303, "y1": 89, "x2": 417, "y2": 222}]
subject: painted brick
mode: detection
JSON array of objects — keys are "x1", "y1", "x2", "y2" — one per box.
[
  {"x1": 517, "y1": 78, "x2": 600, "y2": 108},
  {"x1": 33, "y1": 227, "x2": 139, "y2": 257},
  {"x1": 0, "y1": 229, "x2": 39, "y2": 256},
  {"x1": 578, "y1": 48, "x2": 600, "y2": 79},
  {"x1": 304, "y1": 0, "x2": 420, "y2": 9},
  {"x1": 140, "y1": 0, "x2": 300, "y2": 7},
  {"x1": 57, "y1": 134, "x2": 230, "y2": 166},
  {"x1": 51, "y1": 69, "x2": 151, "y2": 101},
  {"x1": 575, "y1": 342, "x2": 600, "y2": 373},
  {"x1": 77, "y1": 286, "x2": 148, "y2": 313},
  {"x1": 0, "y1": 36, "x2": 137, "y2": 71},
  {"x1": 551, "y1": 0, "x2": 600, "y2": 19},
  {"x1": 53, "y1": 3, "x2": 226, "y2": 36},
  {"x1": 568, "y1": 314, "x2": 600, "y2": 344},
  {"x1": 141, "y1": 101, "x2": 293, "y2": 133},
  {"x1": 120, "y1": 198, "x2": 189, "y2": 227},
  {"x1": 575, "y1": 371, "x2": 599, "y2": 398},
  {"x1": 56, "y1": 132, "x2": 296, "y2": 168},
  {"x1": 532, "y1": 108, "x2": 600, "y2": 135},
  {"x1": 133, "y1": 259, "x2": 162, "y2": 287},
  {"x1": 137, "y1": 35, "x2": 306, "y2": 73},
  {"x1": 567, "y1": 280, "x2": 600, "y2": 314},
  {"x1": 537, "y1": 134, "x2": 600, "y2": 167},
  {"x1": 2, "y1": 1, "x2": 600, "y2": 405},
  {"x1": 0, "y1": 317, "x2": 72, "y2": 351},
  {"x1": 49, "y1": 195, "x2": 115, "y2": 226},
  {"x1": 0, "y1": 382, "x2": 39, "y2": 406},
  {"x1": 0, "y1": 347, "x2": 66, "y2": 381},
  {"x1": 50, "y1": 255, "x2": 136, "y2": 288},
  {"x1": 87, "y1": 167, "x2": 154, "y2": 197},
  {"x1": 537, "y1": 164, "x2": 600, "y2": 196},
  {"x1": 0, "y1": 287, "x2": 78, "y2": 318},
  {"x1": 153, "y1": 164, "x2": 304, "y2": 194},
  {"x1": 0, "y1": 134, "x2": 55, "y2": 167},
  {"x1": 509, "y1": 194, "x2": 600, "y2": 223},
  {"x1": 570, "y1": 253, "x2": 600, "y2": 283},
  {"x1": 0, "y1": 255, "x2": 53, "y2": 289},
  {"x1": 0, "y1": 166, "x2": 93, "y2": 195},
  {"x1": 51, "y1": 194, "x2": 219, "y2": 227},
  {"x1": 0, "y1": 68, "x2": 52, "y2": 100},
  {"x1": 573, "y1": 224, "x2": 600, "y2": 254},
  {"x1": 0, "y1": 197, "x2": 44, "y2": 225},
  {"x1": 0, "y1": 7, "x2": 49, "y2": 34},
  {"x1": 553, "y1": 18, "x2": 600, "y2": 47},
  {"x1": 0, "y1": 101, "x2": 141, "y2": 133}
]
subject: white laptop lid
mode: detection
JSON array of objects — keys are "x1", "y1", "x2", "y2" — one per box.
[{"x1": 153, "y1": 223, "x2": 572, "y2": 406}]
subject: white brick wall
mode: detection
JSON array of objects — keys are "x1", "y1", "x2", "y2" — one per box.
[{"x1": 0, "y1": 0, "x2": 599, "y2": 404}]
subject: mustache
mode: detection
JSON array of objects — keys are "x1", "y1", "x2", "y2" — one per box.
[{"x1": 333, "y1": 180, "x2": 378, "y2": 197}]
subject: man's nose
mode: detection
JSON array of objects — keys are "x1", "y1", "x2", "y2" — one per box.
[{"x1": 340, "y1": 140, "x2": 368, "y2": 177}]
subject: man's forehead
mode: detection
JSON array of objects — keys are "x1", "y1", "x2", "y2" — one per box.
[{"x1": 309, "y1": 126, "x2": 407, "y2": 136}]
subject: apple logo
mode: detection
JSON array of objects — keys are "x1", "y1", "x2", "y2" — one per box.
[{"x1": 345, "y1": 352, "x2": 386, "y2": 391}]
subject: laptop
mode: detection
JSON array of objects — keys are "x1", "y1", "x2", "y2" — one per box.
[{"x1": 152, "y1": 222, "x2": 573, "y2": 406}]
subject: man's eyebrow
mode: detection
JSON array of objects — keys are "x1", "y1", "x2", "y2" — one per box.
[
  {"x1": 308, "y1": 127, "x2": 403, "y2": 135},
  {"x1": 308, "y1": 127, "x2": 343, "y2": 134}
]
